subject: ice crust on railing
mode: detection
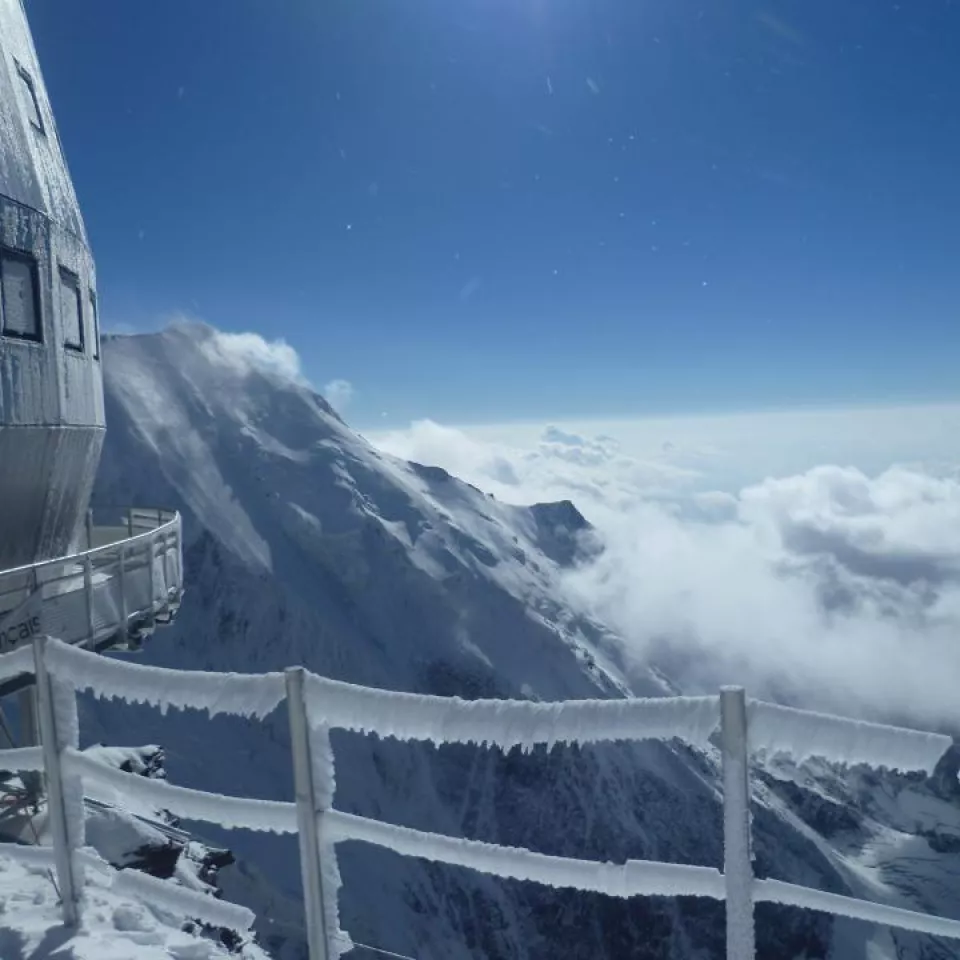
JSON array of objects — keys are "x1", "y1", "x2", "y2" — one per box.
[
  {"x1": 310, "y1": 725, "x2": 349, "y2": 958},
  {"x1": 52, "y1": 671, "x2": 86, "y2": 855},
  {"x1": 304, "y1": 673, "x2": 721, "y2": 748},
  {"x1": 45, "y1": 639, "x2": 286, "y2": 719},
  {"x1": 66, "y1": 749, "x2": 298, "y2": 833},
  {"x1": 0, "y1": 745, "x2": 44, "y2": 771},
  {"x1": 756, "y1": 878, "x2": 960, "y2": 940},
  {"x1": 747, "y1": 700, "x2": 951, "y2": 774},
  {"x1": 114, "y1": 863, "x2": 256, "y2": 931},
  {"x1": 323, "y1": 853, "x2": 351, "y2": 960},
  {"x1": 0, "y1": 645, "x2": 34, "y2": 682},
  {"x1": 52, "y1": 674, "x2": 80, "y2": 750},
  {"x1": 326, "y1": 809, "x2": 725, "y2": 900}
]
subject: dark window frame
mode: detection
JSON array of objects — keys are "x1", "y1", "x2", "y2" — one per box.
[
  {"x1": 59, "y1": 265, "x2": 84, "y2": 353},
  {"x1": 0, "y1": 247, "x2": 43, "y2": 343},
  {"x1": 90, "y1": 290, "x2": 100, "y2": 360},
  {"x1": 14, "y1": 61, "x2": 45, "y2": 134}
]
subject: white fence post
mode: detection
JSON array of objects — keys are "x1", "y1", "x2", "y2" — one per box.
[
  {"x1": 33, "y1": 636, "x2": 81, "y2": 926},
  {"x1": 721, "y1": 686, "x2": 755, "y2": 959},
  {"x1": 286, "y1": 667, "x2": 330, "y2": 960}
]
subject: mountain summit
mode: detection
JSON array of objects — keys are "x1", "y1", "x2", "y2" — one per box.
[{"x1": 86, "y1": 324, "x2": 960, "y2": 960}]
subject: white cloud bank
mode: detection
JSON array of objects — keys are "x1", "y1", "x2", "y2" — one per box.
[
  {"x1": 178, "y1": 323, "x2": 355, "y2": 415},
  {"x1": 198, "y1": 326, "x2": 307, "y2": 385},
  {"x1": 323, "y1": 378, "x2": 355, "y2": 413},
  {"x1": 373, "y1": 412, "x2": 960, "y2": 732}
]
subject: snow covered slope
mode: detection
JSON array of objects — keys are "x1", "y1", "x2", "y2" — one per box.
[
  {"x1": 0, "y1": 742, "x2": 273, "y2": 960},
  {"x1": 83, "y1": 322, "x2": 960, "y2": 959},
  {"x1": 0, "y1": 847, "x2": 268, "y2": 960}
]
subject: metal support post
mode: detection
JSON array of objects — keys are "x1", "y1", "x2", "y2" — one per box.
[
  {"x1": 159, "y1": 532, "x2": 169, "y2": 599},
  {"x1": 33, "y1": 636, "x2": 81, "y2": 926},
  {"x1": 18, "y1": 572, "x2": 44, "y2": 798},
  {"x1": 17, "y1": 686, "x2": 42, "y2": 799},
  {"x1": 721, "y1": 686, "x2": 755, "y2": 960},
  {"x1": 18, "y1": 686, "x2": 39, "y2": 746},
  {"x1": 83, "y1": 556, "x2": 95, "y2": 642},
  {"x1": 151, "y1": 534, "x2": 162, "y2": 605},
  {"x1": 118, "y1": 546, "x2": 129, "y2": 636},
  {"x1": 286, "y1": 668, "x2": 330, "y2": 960},
  {"x1": 85, "y1": 509, "x2": 94, "y2": 551},
  {"x1": 174, "y1": 525, "x2": 183, "y2": 592}
]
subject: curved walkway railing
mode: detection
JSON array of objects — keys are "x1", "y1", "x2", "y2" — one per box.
[
  {"x1": 0, "y1": 509, "x2": 182, "y2": 679},
  {"x1": 0, "y1": 637, "x2": 955, "y2": 960}
]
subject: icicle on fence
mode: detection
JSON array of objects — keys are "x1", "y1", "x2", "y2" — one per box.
[{"x1": 0, "y1": 637, "x2": 955, "y2": 960}]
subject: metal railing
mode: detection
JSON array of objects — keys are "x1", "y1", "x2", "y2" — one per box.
[
  {"x1": 0, "y1": 509, "x2": 182, "y2": 671},
  {"x1": 0, "y1": 637, "x2": 956, "y2": 960}
]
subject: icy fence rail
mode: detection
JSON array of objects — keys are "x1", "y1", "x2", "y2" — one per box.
[{"x1": 2, "y1": 638, "x2": 955, "y2": 960}]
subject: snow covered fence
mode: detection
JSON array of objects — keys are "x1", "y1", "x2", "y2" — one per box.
[
  {"x1": 9, "y1": 637, "x2": 956, "y2": 960},
  {"x1": 45, "y1": 638, "x2": 286, "y2": 719},
  {"x1": 302, "y1": 671, "x2": 721, "y2": 749},
  {"x1": 298, "y1": 681, "x2": 952, "y2": 960},
  {"x1": 0, "y1": 508, "x2": 182, "y2": 666},
  {"x1": 325, "y1": 808, "x2": 727, "y2": 900},
  {"x1": 755, "y1": 878, "x2": 960, "y2": 942},
  {"x1": 747, "y1": 699, "x2": 950, "y2": 773},
  {"x1": 0, "y1": 745, "x2": 44, "y2": 771},
  {"x1": 113, "y1": 862, "x2": 256, "y2": 932},
  {"x1": 0, "y1": 645, "x2": 34, "y2": 684},
  {"x1": 65, "y1": 748, "x2": 298, "y2": 833}
]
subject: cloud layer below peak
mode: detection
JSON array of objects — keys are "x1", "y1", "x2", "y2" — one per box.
[{"x1": 373, "y1": 411, "x2": 960, "y2": 732}]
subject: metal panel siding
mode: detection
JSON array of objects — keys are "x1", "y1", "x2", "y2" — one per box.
[
  {"x1": 0, "y1": 39, "x2": 44, "y2": 215},
  {"x1": 52, "y1": 228, "x2": 102, "y2": 427},
  {"x1": 0, "y1": 0, "x2": 87, "y2": 240},
  {"x1": 0, "y1": 425, "x2": 103, "y2": 567},
  {"x1": 38, "y1": 424, "x2": 103, "y2": 556},
  {"x1": 60, "y1": 352, "x2": 103, "y2": 426},
  {"x1": 0, "y1": 192, "x2": 46, "y2": 254},
  {"x1": 0, "y1": 340, "x2": 60, "y2": 425},
  {"x1": 0, "y1": 0, "x2": 105, "y2": 567}
]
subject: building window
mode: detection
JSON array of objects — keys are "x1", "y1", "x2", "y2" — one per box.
[
  {"x1": 90, "y1": 291, "x2": 100, "y2": 360},
  {"x1": 59, "y1": 267, "x2": 84, "y2": 352},
  {"x1": 15, "y1": 62, "x2": 44, "y2": 134},
  {"x1": 0, "y1": 248, "x2": 42, "y2": 341}
]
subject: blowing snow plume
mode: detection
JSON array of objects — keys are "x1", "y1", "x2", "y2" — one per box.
[{"x1": 376, "y1": 420, "x2": 960, "y2": 733}]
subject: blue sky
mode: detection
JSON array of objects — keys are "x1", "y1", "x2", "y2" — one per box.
[{"x1": 28, "y1": 0, "x2": 960, "y2": 427}]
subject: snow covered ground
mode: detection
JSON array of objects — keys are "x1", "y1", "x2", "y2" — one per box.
[
  {"x1": 0, "y1": 741, "x2": 276, "y2": 959},
  {"x1": 0, "y1": 849, "x2": 266, "y2": 960}
]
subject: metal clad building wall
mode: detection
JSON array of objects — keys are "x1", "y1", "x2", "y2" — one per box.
[
  {"x1": 0, "y1": 0, "x2": 87, "y2": 237},
  {"x1": 0, "y1": 0, "x2": 105, "y2": 568}
]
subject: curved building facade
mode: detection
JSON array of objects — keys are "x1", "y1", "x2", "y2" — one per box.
[{"x1": 0, "y1": 0, "x2": 104, "y2": 568}]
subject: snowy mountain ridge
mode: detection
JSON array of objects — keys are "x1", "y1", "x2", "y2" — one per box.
[{"x1": 75, "y1": 322, "x2": 960, "y2": 960}]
